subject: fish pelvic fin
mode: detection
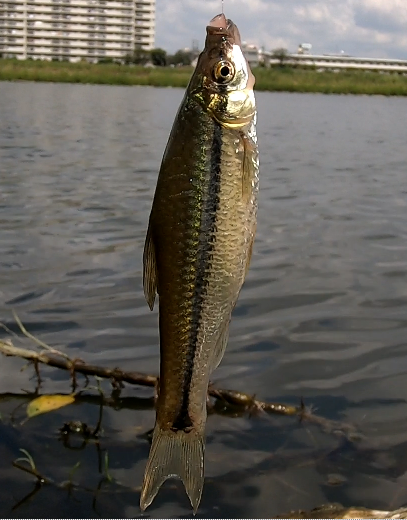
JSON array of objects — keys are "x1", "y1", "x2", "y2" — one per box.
[{"x1": 140, "y1": 424, "x2": 205, "y2": 514}]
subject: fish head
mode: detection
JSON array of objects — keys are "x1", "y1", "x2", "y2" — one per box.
[{"x1": 189, "y1": 13, "x2": 256, "y2": 129}]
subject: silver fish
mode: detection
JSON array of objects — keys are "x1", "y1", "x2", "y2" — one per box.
[{"x1": 140, "y1": 12, "x2": 259, "y2": 512}]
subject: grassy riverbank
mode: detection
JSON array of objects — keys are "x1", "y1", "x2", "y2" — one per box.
[{"x1": 1, "y1": 58, "x2": 407, "y2": 95}]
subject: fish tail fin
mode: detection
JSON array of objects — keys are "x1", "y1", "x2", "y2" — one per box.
[{"x1": 140, "y1": 424, "x2": 204, "y2": 514}]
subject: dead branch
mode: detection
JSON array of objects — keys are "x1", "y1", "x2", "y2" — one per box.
[
  {"x1": 0, "y1": 336, "x2": 361, "y2": 441},
  {"x1": 0, "y1": 339, "x2": 157, "y2": 388},
  {"x1": 0, "y1": 338, "x2": 304, "y2": 417}
]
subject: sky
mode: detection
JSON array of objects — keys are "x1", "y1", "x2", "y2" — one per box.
[{"x1": 155, "y1": 0, "x2": 407, "y2": 59}]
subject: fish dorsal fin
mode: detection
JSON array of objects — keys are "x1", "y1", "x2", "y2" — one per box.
[
  {"x1": 209, "y1": 319, "x2": 230, "y2": 373},
  {"x1": 241, "y1": 131, "x2": 257, "y2": 204},
  {"x1": 143, "y1": 224, "x2": 158, "y2": 310}
]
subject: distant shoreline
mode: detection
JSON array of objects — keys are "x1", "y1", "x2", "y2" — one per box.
[{"x1": 1, "y1": 59, "x2": 407, "y2": 96}]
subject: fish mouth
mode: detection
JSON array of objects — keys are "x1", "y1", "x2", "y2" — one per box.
[{"x1": 206, "y1": 13, "x2": 242, "y2": 46}]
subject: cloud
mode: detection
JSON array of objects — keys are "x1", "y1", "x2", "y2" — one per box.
[{"x1": 155, "y1": 0, "x2": 407, "y2": 59}]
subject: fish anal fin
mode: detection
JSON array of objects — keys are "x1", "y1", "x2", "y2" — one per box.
[
  {"x1": 140, "y1": 425, "x2": 204, "y2": 514},
  {"x1": 143, "y1": 224, "x2": 158, "y2": 311},
  {"x1": 209, "y1": 319, "x2": 230, "y2": 373}
]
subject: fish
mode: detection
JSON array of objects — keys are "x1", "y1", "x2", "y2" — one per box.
[{"x1": 140, "y1": 12, "x2": 259, "y2": 513}]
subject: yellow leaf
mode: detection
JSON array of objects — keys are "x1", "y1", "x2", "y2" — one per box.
[{"x1": 26, "y1": 394, "x2": 76, "y2": 418}]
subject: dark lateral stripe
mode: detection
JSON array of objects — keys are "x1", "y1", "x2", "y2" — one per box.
[{"x1": 171, "y1": 121, "x2": 223, "y2": 431}]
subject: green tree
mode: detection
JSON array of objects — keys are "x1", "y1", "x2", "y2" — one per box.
[
  {"x1": 132, "y1": 46, "x2": 150, "y2": 65},
  {"x1": 271, "y1": 47, "x2": 290, "y2": 67},
  {"x1": 150, "y1": 47, "x2": 167, "y2": 66},
  {"x1": 168, "y1": 49, "x2": 192, "y2": 66}
]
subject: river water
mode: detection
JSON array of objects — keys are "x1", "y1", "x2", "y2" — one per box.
[{"x1": 0, "y1": 81, "x2": 407, "y2": 518}]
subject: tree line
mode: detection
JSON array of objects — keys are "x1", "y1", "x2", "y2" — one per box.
[{"x1": 124, "y1": 47, "x2": 196, "y2": 67}]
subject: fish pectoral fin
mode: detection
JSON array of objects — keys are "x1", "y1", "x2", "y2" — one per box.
[
  {"x1": 245, "y1": 225, "x2": 256, "y2": 276},
  {"x1": 140, "y1": 425, "x2": 204, "y2": 513},
  {"x1": 241, "y1": 132, "x2": 257, "y2": 204},
  {"x1": 209, "y1": 319, "x2": 230, "y2": 373},
  {"x1": 143, "y1": 224, "x2": 158, "y2": 310}
]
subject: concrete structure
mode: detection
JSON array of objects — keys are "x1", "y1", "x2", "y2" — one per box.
[
  {"x1": 262, "y1": 51, "x2": 407, "y2": 73},
  {"x1": 241, "y1": 42, "x2": 262, "y2": 68},
  {"x1": 0, "y1": 0, "x2": 155, "y2": 62},
  {"x1": 297, "y1": 43, "x2": 312, "y2": 55}
]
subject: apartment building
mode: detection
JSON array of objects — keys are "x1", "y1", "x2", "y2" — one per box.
[{"x1": 0, "y1": 0, "x2": 155, "y2": 62}]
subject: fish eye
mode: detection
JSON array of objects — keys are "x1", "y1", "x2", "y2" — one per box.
[{"x1": 212, "y1": 60, "x2": 235, "y2": 84}]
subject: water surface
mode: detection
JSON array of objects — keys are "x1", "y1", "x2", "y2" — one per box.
[{"x1": 1, "y1": 82, "x2": 407, "y2": 517}]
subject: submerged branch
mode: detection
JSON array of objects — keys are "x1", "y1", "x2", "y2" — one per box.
[
  {"x1": 0, "y1": 339, "x2": 157, "y2": 388},
  {"x1": 0, "y1": 328, "x2": 360, "y2": 440},
  {"x1": 0, "y1": 338, "x2": 302, "y2": 417}
]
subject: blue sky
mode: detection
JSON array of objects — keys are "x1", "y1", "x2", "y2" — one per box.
[{"x1": 155, "y1": 0, "x2": 407, "y2": 59}]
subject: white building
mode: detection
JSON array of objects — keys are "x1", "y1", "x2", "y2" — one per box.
[
  {"x1": 241, "y1": 42, "x2": 261, "y2": 67},
  {"x1": 0, "y1": 0, "x2": 155, "y2": 62}
]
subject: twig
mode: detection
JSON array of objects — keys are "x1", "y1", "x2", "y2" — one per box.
[
  {"x1": 12, "y1": 462, "x2": 50, "y2": 484},
  {"x1": 11, "y1": 311, "x2": 70, "y2": 360},
  {"x1": 0, "y1": 340, "x2": 157, "y2": 388}
]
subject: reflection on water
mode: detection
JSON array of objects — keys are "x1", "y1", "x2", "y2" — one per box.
[{"x1": 1, "y1": 82, "x2": 407, "y2": 517}]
